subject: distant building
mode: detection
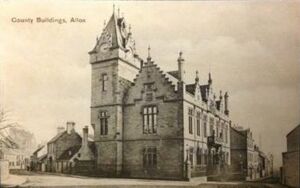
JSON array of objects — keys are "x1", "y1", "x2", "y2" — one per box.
[
  {"x1": 89, "y1": 10, "x2": 231, "y2": 180},
  {"x1": 230, "y1": 126, "x2": 268, "y2": 180},
  {"x1": 282, "y1": 124, "x2": 300, "y2": 188}
]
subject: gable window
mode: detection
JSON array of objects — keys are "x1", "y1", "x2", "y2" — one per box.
[
  {"x1": 188, "y1": 108, "x2": 193, "y2": 134},
  {"x1": 102, "y1": 74, "x2": 108, "y2": 91},
  {"x1": 99, "y1": 111, "x2": 108, "y2": 135},
  {"x1": 143, "y1": 106, "x2": 157, "y2": 134},
  {"x1": 144, "y1": 83, "x2": 154, "y2": 91},
  {"x1": 196, "y1": 112, "x2": 201, "y2": 136},
  {"x1": 143, "y1": 147, "x2": 157, "y2": 168}
]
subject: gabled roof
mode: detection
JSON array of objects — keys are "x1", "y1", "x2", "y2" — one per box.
[
  {"x1": 47, "y1": 131, "x2": 66, "y2": 144},
  {"x1": 33, "y1": 145, "x2": 45, "y2": 155},
  {"x1": 58, "y1": 145, "x2": 81, "y2": 161}
]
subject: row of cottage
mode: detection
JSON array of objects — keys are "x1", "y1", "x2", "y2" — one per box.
[
  {"x1": 31, "y1": 10, "x2": 272, "y2": 181},
  {"x1": 31, "y1": 121, "x2": 272, "y2": 180}
]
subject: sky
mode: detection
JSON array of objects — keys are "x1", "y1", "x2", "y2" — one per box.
[{"x1": 0, "y1": 1, "x2": 300, "y2": 169}]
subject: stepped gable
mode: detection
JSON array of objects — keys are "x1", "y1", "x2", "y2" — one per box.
[{"x1": 126, "y1": 60, "x2": 178, "y2": 104}]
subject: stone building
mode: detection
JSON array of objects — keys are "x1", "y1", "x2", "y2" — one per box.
[
  {"x1": 89, "y1": 11, "x2": 231, "y2": 180},
  {"x1": 230, "y1": 126, "x2": 261, "y2": 180},
  {"x1": 282, "y1": 124, "x2": 300, "y2": 188},
  {"x1": 46, "y1": 122, "x2": 82, "y2": 172}
]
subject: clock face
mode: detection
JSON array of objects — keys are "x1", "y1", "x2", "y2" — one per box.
[{"x1": 99, "y1": 43, "x2": 110, "y2": 52}]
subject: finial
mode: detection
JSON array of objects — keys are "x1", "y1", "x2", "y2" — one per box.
[
  {"x1": 117, "y1": 7, "x2": 120, "y2": 18},
  {"x1": 195, "y1": 70, "x2": 199, "y2": 82},
  {"x1": 147, "y1": 45, "x2": 151, "y2": 61},
  {"x1": 113, "y1": 4, "x2": 115, "y2": 14},
  {"x1": 208, "y1": 72, "x2": 212, "y2": 85},
  {"x1": 178, "y1": 51, "x2": 184, "y2": 62},
  {"x1": 225, "y1": 91, "x2": 228, "y2": 98},
  {"x1": 219, "y1": 90, "x2": 223, "y2": 99}
]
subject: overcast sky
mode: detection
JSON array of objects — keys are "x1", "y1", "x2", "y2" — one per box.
[{"x1": 1, "y1": 1, "x2": 299, "y2": 168}]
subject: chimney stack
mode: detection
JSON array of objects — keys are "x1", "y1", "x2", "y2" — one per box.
[
  {"x1": 178, "y1": 51, "x2": 185, "y2": 82},
  {"x1": 224, "y1": 92, "x2": 229, "y2": 116},
  {"x1": 82, "y1": 126, "x2": 89, "y2": 149},
  {"x1": 57, "y1": 126, "x2": 65, "y2": 134},
  {"x1": 66, "y1": 121, "x2": 75, "y2": 134}
]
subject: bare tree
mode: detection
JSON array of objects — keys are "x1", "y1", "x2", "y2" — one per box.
[{"x1": 0, "y1": 108, "x2": 19, "y2": 131}]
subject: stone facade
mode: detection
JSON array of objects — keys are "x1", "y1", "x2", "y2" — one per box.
[
  {"x1": 282, "y1": 124, "x2": 300, "y2": 188},
  {"x1": 90, "y1": 11, "x2": 231, "y2": 180}
]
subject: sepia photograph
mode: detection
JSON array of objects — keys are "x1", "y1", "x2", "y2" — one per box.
[{"x1": 0, "y1": 1, "x2": 299, "y2": 187}]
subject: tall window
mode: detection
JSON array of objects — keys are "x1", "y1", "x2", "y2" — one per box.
[
  {"x1": 99, "y1": 111, "x2": 108, "y2": 135},
  {"x1": 216, "y1": 120, "x2": 220, "y2": 138},
  {"x1": 225, "y1": 124, "x2": 228, "y2": 143},
  {"x1": 189, "y1": 148, "x2": 194, "y2": 166},
  {"x1": 197, "y1": 148, "x2": 202, "y2": 165},
  {"x1": 196, "y1": 112, "x2": 201, "y2": 136},
  {"x1": 143, "y1": 147, "x2": 157, "y2": 168},
  {"x1": 143, "y1": 106, "x2": 157, "y2": 134},
  {"x1": 102, "y1": 74, "x2": 108, "y2": 91},
  {"x1": 209, "y1": 117, "x2": 214, "y2": 136},
  {"x1": 188, "y1": 108, "x2": 193, "y2": 134},
  {"x1": 203, "y1": 115, "x2": 207, "y2": 137}
]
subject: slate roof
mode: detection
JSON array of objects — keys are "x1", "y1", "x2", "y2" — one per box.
[
  {"x1": 33, "y1": 145, "x2": 45, "y2": 155},
  {"x1": 186, "y1": 84, "x2": 196, "y2": 95},
  {"x1": 47, "y1": 131, "x2": 66, "y2": 144},
  {"x1": 167, "y1": 71, "x2": 179, "y2": 80},
  {"x1": 58, "y1": 145, "x2": 81, "y2": 160}
]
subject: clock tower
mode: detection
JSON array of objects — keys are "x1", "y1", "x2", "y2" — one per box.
[{"x1": 89, "y1": 11, "x2": 142, "y2": 176}]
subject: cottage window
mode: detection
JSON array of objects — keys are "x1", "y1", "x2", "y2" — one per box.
[
  {"x1": 196, "y1": 112, "x2": 201, "y2": 136},
  {"x1": 143, "y1": 106, "x2": 157, "y2": 134},
  {"x1": 99, "y1": 111, "x2": 108, "y2": 135},
  {"x1": 143, "y1": 147, "x2": 157, "y2": 168},
  {"x1": 102, "y1": 74, "x2": 108, "y2": 91},
  {"x1": 188, "y1": 108, "x2": 193, "y2": 134}
]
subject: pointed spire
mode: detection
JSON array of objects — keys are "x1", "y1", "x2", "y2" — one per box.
[
  {"x1": 147, "y1": 45, "x2": 151, "y2": 61},
  {"x1": 219, "y1": 90, "x2": 223, "y2": 100},
  {"x1": 178, "y1": 51, "x2": 184, "y2": 62},
  {"x1": 195, "y1": 70, "x2": 199, "y2": 83},
  {"x1": 113, "y1": 4, "x2": 115, "y2": 14},
  {"x1": 208, "y1": 72, "x2": 212, "y2": 85},
  {"x1": 117, "y1": 7, "x2": 120, "y2": 18}
]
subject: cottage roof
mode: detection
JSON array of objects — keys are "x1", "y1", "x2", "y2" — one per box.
[
  {"x1": 33, "y1": 145, "x2": 45, "y2": 155},
  {"x1": 58, "y1": 145, "x2": 81, "y2": 160},
  {"x1": 47, "y1": 131, "x2": 66, "y2": 144}
]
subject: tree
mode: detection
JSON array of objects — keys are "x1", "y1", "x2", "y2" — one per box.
[{"x1": 0, "y1": 108, "x2": 19, "y2": 131}]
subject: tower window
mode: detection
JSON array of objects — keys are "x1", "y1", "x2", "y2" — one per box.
[
  {"x1": 102, "y1": 74, "x2": 108, "y2": 91},
  {"x1": 142, "y1": 106, "x2": 157, "y2": 134},
  {"x1": 143, "y1": 147, "x2": 157, "y2": 168},
  {"x1": 99, "y1": 111, "x2": 108, "y2": 135}
]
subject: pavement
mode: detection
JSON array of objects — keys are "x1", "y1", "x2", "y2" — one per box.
[{"x1": 0, "y1": 172, "x2": 289, "y2": 188}]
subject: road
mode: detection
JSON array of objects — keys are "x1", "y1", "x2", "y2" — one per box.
[{"x1": 2, "y1": 171, "x2": 288, "y2": 188}]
